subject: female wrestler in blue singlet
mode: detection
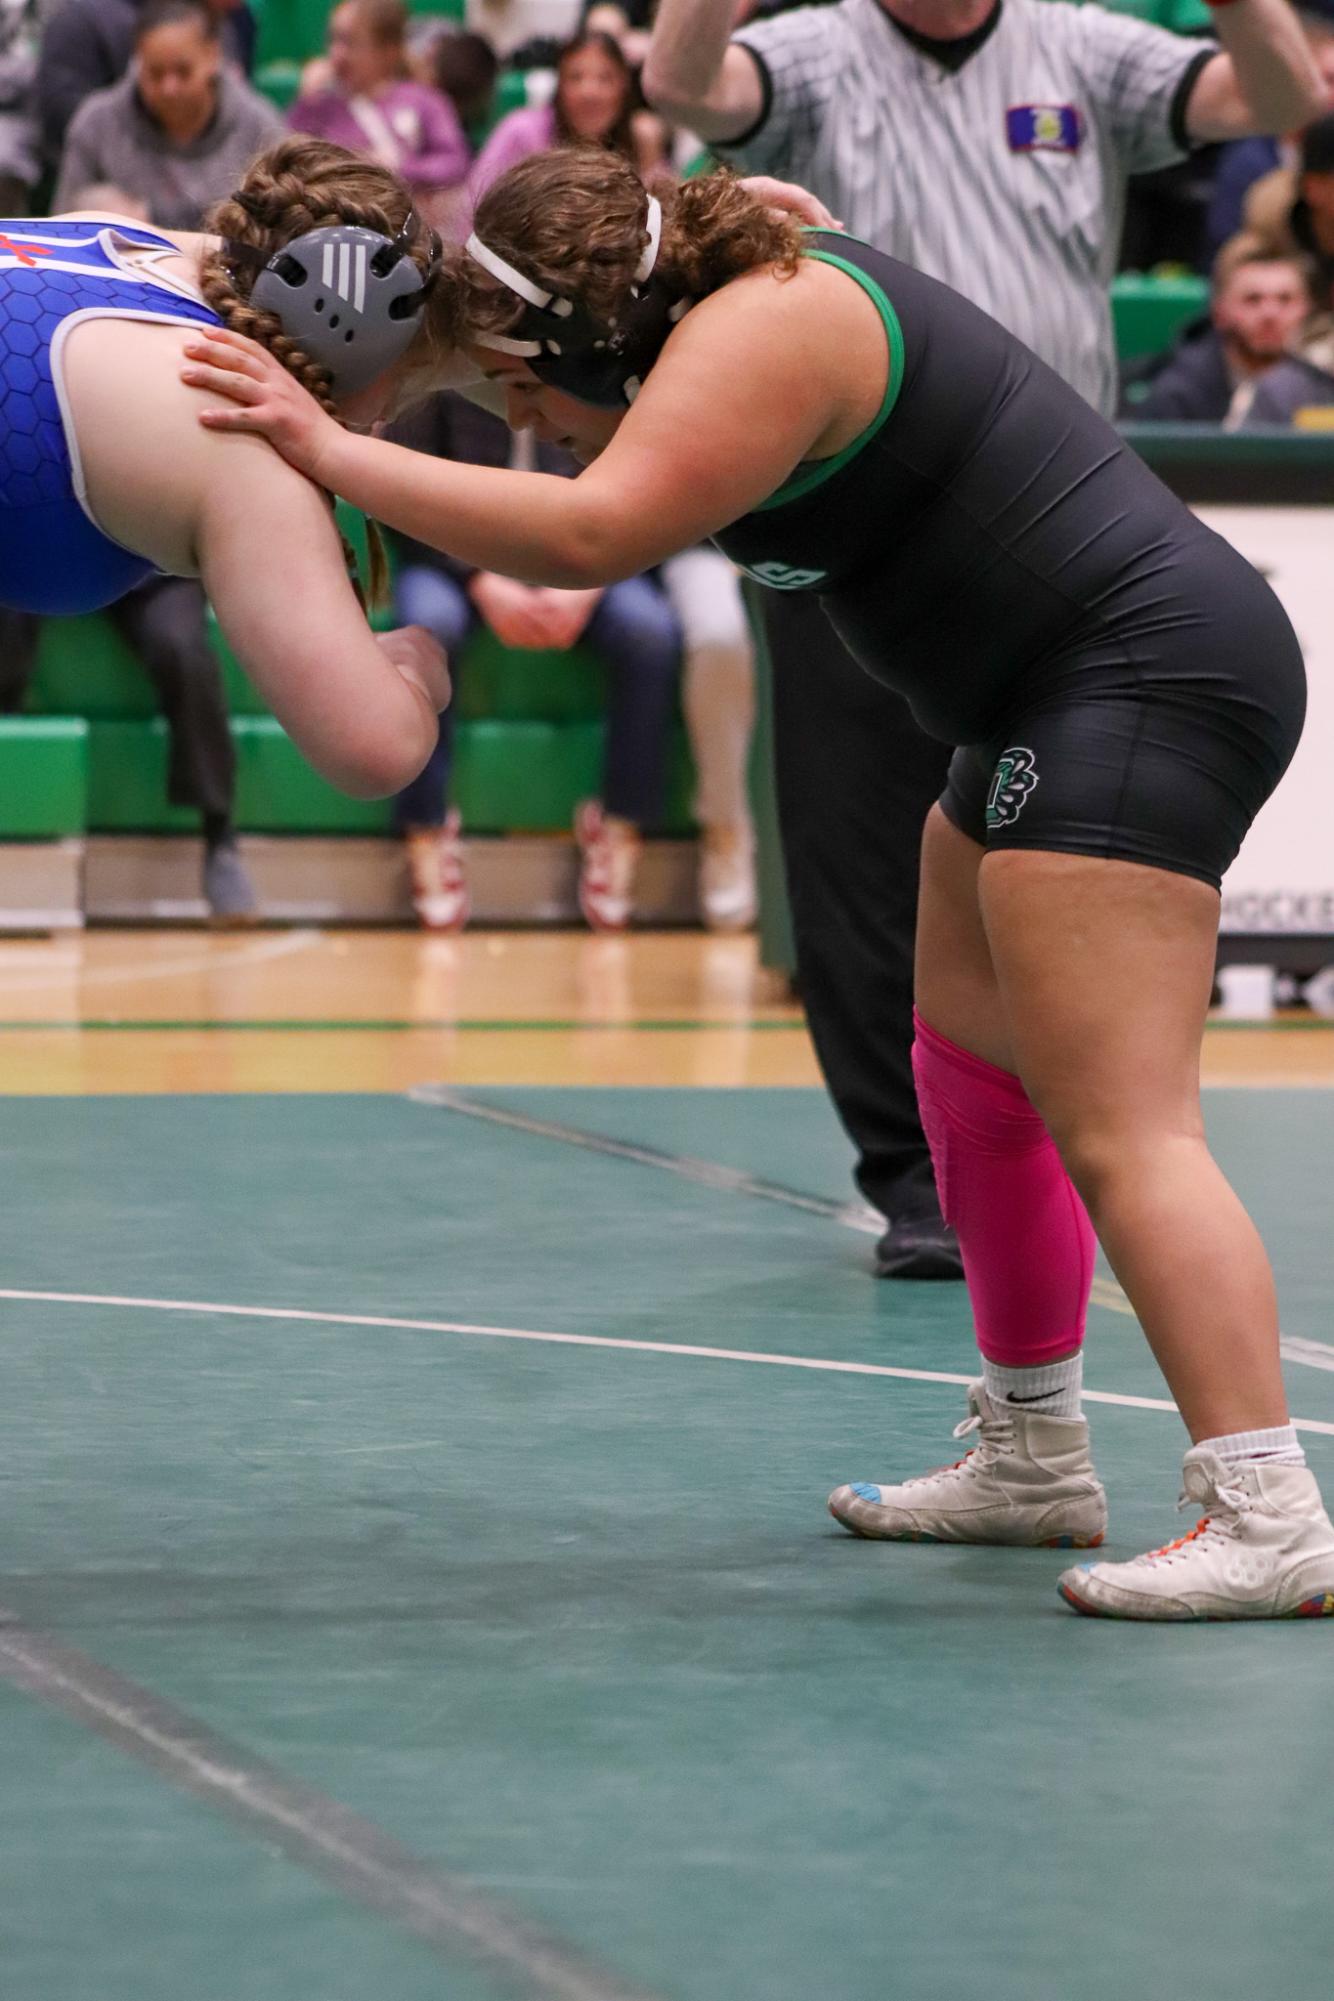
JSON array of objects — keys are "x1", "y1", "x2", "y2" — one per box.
[
  {"x1": 0, "y1": 138, "x2": 450, "y2": 797},
  {"x1": 179, "y1": 145, "x2": 1334, "y2": 1624}
]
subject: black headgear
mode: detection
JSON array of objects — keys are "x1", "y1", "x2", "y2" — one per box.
[{"x1": 464, "y1": 195, "x2": 686, "y2": 408}]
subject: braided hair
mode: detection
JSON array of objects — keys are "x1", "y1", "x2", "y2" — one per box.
[{"x1": 202, "y1": 136, "x2": 437, "y2": 606}]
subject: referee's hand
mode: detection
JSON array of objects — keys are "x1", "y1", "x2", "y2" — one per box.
[{"x1": 738, "y1": 176, "x2": 843, "y2": 233}]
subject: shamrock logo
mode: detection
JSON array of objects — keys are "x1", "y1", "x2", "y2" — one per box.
[{"x1": 986, "y1": 746, "x2": 1039, "y2": 829}]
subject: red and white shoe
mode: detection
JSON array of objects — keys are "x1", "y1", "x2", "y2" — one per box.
[
  {"x1": 404, "y1": 811, "x2": 469, "y2": 932},
  {"x1": 575, "y1": 801, "x2": 640, "y2": 933}
]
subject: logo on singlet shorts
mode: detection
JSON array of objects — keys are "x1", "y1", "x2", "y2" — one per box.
[
  {"x1": 741, "y1": 560, "x2": 829, "y2": 591},
  {"x1": 986, "y1": 747, "x2": 1039, "y2": 829}
]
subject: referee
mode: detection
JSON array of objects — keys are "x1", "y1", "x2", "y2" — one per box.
[{"x1": 644, "y1": 0, "x2": 1322, "y2": 1284}]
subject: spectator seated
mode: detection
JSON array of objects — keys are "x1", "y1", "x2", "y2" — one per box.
[
  {"x1": 54, "y1": 0, "x2": 284, "y2": 231},
  {"x1": 1122, "y1": 233, "x2": 1313, "y2": 422}
]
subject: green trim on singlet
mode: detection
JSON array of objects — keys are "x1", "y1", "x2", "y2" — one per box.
[{"x1": 752, "y1": 246, "x2": 906, "y2": 513}]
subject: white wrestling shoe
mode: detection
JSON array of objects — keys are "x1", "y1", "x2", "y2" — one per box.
[
  {"x1": 828, "y1": 1382, "x2": 1107, "y2": 1547},
  {"x1": 1059, "y1": 1447, "x2": 1334, "y2": 1621}
]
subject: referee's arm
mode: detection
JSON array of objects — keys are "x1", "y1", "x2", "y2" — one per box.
[
  {"x1": 1184, "y1": 0, "x2": 1324, "y2": 139},
  {"x1": 642, "y1": 0, "x2": 766, "y2": 142}
]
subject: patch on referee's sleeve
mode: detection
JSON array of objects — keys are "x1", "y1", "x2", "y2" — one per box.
[{"x1": 1005, "y1": 105, "x2": 1082, "y2": 153}]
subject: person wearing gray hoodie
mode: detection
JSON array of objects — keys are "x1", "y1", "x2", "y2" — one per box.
[{"x1": 54, "y1": 0, "x2": 281, "y2": 230}]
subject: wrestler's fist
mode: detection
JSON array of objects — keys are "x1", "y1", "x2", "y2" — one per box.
[{"x1": 377, "y1": 626, "x2": 452, "y2": 712}]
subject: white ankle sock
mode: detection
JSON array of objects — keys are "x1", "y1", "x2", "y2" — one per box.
[
  {"x1": 1199, "y1": 1424, "x2": 1305, "y2": 1468},
  {"x1": 982, "y1": 1354, "x2": 1083, "y2": 1420}
]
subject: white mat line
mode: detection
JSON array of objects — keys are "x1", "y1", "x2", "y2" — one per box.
[
  {"x1": 4, "y1": 1287, "x2": 1334, "y2": 1438},
  {"x1": 410, "y1": 1090, "x2": 1334, "y2": 1378}
]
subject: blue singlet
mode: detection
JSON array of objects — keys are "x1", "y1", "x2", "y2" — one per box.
[{"x1": 0, "y1": 219, "x2": 220, "y2": 615}]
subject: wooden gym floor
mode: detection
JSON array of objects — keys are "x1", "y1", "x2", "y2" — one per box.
[{"x1": 0, "y1": 927, "x2": 1331, "y2": 1094}]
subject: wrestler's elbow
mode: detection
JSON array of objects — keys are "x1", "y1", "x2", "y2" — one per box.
[{"x1": 542, "y1": 506, "x2": 641, "y2": 589}]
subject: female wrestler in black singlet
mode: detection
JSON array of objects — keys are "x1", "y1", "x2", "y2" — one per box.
[{"x1": 179, "y1": 149, "x2": 1334, "y2": 1623}]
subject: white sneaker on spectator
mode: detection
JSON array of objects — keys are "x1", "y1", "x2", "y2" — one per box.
[
  {"x1": 829, "y1": 1381, "x2": 1107, "y2": 1547},
  {"x1": 405, "y1": 811, "x2": 469, "y2": 931},
  {"x1": 576, "y1": 801, "x2": 640, "y2": 932},
  {"x1": 1059, "y1": 1447, "x2": 1334, "y2": 1621},
  {"x1": 699, "y1": 822, "x2": 757, "y2": 932}
]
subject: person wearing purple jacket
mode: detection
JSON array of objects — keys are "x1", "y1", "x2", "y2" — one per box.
[
  {"x1": 467, "y1": 28, "x2": 639, "y2": 211},
  {"x1": 288, "y1": 0, "x2": 468, "y2": 210}
]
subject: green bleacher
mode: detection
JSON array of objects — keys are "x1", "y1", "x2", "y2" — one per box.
[{"x1": 6, "y1": 594, "x2": 697, "y2": 842}]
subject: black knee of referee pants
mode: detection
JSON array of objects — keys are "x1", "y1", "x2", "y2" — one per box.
[
  {"x1": 110, "y1": 578, "x2": 236, "y2": 823},
  {"x1": 766, "y1": 592, "x2": 954, "y2": 1221}
]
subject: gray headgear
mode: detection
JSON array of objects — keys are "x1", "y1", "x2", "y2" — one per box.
[{"x1": 236, "y1": 222, "x2": 439, "y2": 399}]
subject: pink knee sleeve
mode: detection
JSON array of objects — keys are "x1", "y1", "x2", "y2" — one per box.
[{"x1": 911, "y1": 1009, "x2": 1095, "y2": 1366}]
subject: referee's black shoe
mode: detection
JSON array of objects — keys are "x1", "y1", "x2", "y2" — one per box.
[{"x1": 874, "y1": 1208, "x2": 963, "y2": 1281}]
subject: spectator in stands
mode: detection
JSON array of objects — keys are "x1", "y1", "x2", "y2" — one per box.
[
  {"x1": 36, "y1": 0, "x2": 255, "y2": 173},
  {"x1": 467, "y1": 26, "x2": 638, "y2": 203},
  {"x1": 288, "y1": 0, "x2": 470, "y2": 232},
  {"x1": 583, "y1": 1, "x2": 653, "y2": 65},
  {"x1": 1243, "y1": 311, "x2": 1334, "y2": 411},
  {"x1": 470, "y1": 28, "x2": 757, "y2": 924},
  {"x1": 1245, "y1": 107, "x2": 1334, "y2": 299},
  {"x1": 0, "y1": 574, "x2": 257, "y2": 919},
  {"x1": 1128, "y1": 232, "x2": 1313, "y2": 421},
  {"x1": 382, "y1": 391, "x2": 681, "y2": 932},
  {"x1": 111, "y1": 577, "x2": 259, "y2": 918},
  {"x1": 55, "y1": 0, "x2": 283, "y2": 229},
  {"x1": 43, "y1": 0, "x2": 272, "y2": 918},
  {"x1": 0, "y1": 0, "x2": 41, "y2": 213},
  {"x1": 657, "y1": 549, "x2": 757, "y2": 932},
  {"x1": 465, "y1": 0, "x2": 582, "y2": 65},
  {"x1": 416, "y1": 27, "x2": 499, "y2": 148},
  {"x1": 1204, "y1": 0, "x2": 1334, "y2": 262}
]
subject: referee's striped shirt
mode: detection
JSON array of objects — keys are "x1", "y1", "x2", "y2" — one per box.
[{"x1": 716, "y1": 0, "x2": 1214, "y2": 413}]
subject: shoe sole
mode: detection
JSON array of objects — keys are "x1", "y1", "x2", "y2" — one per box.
[
  {"x1": 874, "y1": 1250, "x2": 966, "y2": 1281},
  {"x1": 1059, "y1": 1579, "x2": 1334, "y2": 1621},
  {"x1": 830, "y1": 1501, "x2": 1103, "y2": 1549}
]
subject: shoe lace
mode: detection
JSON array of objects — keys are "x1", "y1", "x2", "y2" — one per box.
[
  {"x1": 902, "y1": 1407, "x2": 1014, "y2": 1487},
  {"x1": 1135, "y1": 1480, "x2": 1251, "y2": 1568}
]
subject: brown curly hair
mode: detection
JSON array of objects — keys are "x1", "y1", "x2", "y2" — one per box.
[
  {"x1": 202, "y1": 135, "x2": 440, "y2": 604},
  {"x1": 432, "y1": 151, "x2": 804, "y2": 357}
]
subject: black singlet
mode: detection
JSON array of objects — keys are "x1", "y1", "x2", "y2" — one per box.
[
  {"x1": 713, "y1": 234, "x2": 1235, "y2": 744},
  {"x1": 711, "y1": 232, "x2": 1306, "y2": 888}
]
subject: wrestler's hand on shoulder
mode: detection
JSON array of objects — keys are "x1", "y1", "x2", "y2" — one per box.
[
  {"x1": 181, "y1": 329, "x2": 342, "y2": 486},
  {"x1": 736, "y1": 176, "x2": 842, "y2": 232},
  {"x1": 377, "y1": 626, "x2": 452, "y2": 711}
]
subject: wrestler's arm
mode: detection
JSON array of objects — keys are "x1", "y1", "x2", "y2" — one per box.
[
  {"x1": 195, "y1": 444, "x2": 447, "y2": 798},
  {"x1": 185, "y1": 273, "x2": 843, "y2": 586}
]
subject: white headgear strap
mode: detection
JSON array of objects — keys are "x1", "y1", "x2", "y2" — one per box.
[
  {"x1": 634, "y1": 196, "x2": 662, "y2": 284},
  {"x1": 465, "y1": 232, "x2": 553, "y2": 354},
  {"x1": 465, "y1": 195, "x2": 664, "y2": 353}
]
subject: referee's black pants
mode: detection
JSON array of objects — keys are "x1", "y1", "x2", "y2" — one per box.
[{"x1": 766, "y1": 593, "x2": 954, "y2": 1223}]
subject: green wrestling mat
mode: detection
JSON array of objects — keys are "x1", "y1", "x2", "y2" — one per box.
[{"x1": 1, "y1": 1087, "x2": 1332, "y2": 2001}]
